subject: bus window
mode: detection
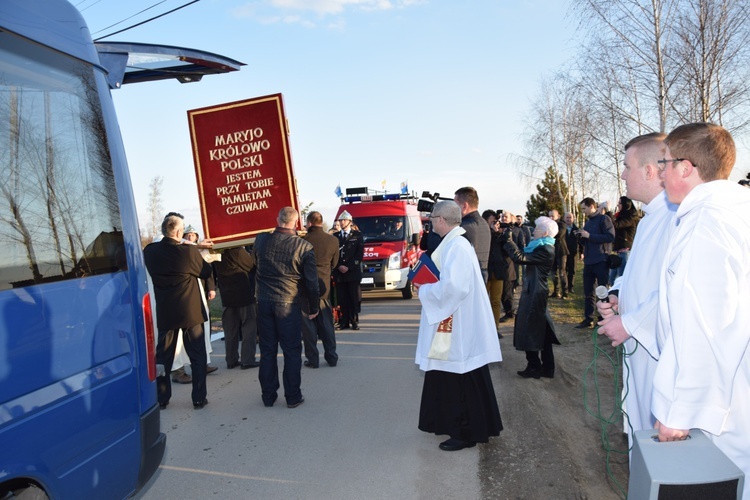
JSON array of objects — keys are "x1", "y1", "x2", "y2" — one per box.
[{"x1": 0, "y1": 32, "x2": 125, "y2": 290}]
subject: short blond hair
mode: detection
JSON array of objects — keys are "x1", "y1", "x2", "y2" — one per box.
[{"x1": 665, "y1": 123, "x2": 735, "y2": 181}]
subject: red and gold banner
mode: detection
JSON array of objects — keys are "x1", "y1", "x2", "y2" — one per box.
[{"x1": 187, "y1": 93, "x2": 299, "y2": 249}]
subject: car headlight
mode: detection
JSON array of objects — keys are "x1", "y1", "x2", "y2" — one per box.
[{"x1": 388, "y1": 251, "x2": 402, "y2": 270}]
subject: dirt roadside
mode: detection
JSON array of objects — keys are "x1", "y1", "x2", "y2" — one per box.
[{"x1": 479, "y1": 295, "x2": 630, "y2": 500}]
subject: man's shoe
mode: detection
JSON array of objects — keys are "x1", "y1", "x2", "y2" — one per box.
[
  {"x1": 227, "y1": 362, "x2": 240, "y2": 369},
  {"x1": 560, "y1": 294, "x2": 569, "y2": 300},
  {"x1": 351, "y1": 323, "x2": 360, "y2": 330},
  {"x1": 575, "y1": 319, "x2": 594, "y2": 329},
  {"x1": 498, "y1": 312, "x2": 514, "y2": 323},
  {"x1": 439, "y1": 438, "x2": 476, "y2": 451},
  {"x1": 517, "y1": 367, "x2": 541, "y2": 379},
  {"x1": 263, "y1": 395, "x2": 277, "y2": 407},
  {"x1": 303, "y1": 361, "x2": 319, "y2": 369},
  {"x1": 172, "y1": 373, "x2": 192, "y2": 384},
  {"x1": 549, "y1": 291, "x2": 560, "y2": 298},
  {"x1": 241, "y1": 362, "x2": 259, "y2": 369},
  {"x1": 206, "y1": 365, "x2": 218, "y2": 374},
  {"x1": 193, "y1": 399, "x2": 209, "y2": 409},
  {"x1": 159, "y1": 402, "x2": 168, "y2": 410},
  {"x1": 287, "y1": 397, "x2": 305, "y2": 409},
  {"x1": 338, "y1": 324, "x2": 350, "y2": 330},
  {"x1": 541, "y1": 370, "x2": 555, "y2": 379}
]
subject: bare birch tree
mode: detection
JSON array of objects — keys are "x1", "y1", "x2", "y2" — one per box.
[
  {"x1": 671, "y1": 0, "x2": 750, "y2": 132},
  {"x1": 147, "y1": 176, "x2": 164, "y2": 241},
  {"x1": 517, "y1": 74, "x2": 596, "y2": 216}
]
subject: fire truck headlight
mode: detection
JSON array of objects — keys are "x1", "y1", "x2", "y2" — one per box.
[{"x1": 388, "y1": 251, "x2": 402, "y2": 270}]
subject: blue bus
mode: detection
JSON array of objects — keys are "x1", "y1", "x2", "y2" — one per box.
[{"x1": 0, "y1": 1, "x2": 242, "y2": 498}]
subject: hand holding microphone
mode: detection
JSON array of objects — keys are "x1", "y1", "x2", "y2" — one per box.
[
  {"x1": 595, "y1": 285, "x2": 618, "y2": 311},
  {"x1": 596, "y1": 286, "x2": 630, "y2": 347}
]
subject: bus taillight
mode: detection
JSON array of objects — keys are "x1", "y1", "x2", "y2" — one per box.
[{"x1": 142, "y1": 293, "x2": 157, "y2": 381}]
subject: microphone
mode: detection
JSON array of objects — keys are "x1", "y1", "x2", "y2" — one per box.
[{"x1": 595, "y1": 285, "x2": 610, "y2": 303}]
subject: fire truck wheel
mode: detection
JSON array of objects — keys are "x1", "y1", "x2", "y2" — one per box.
[{"x1": 401, "y1": 280, "x2": 413, "y2": 299}]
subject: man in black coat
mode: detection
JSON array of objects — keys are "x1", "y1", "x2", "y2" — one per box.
[
  {"x1": 498, "y1": 211, "x2": 520, "y2": 323},
  {"x1": 454, "y1": 186, "x2": 490, "y2": 283},
  {"x1": 514, "y1": 214, "x2": 532, "y2": 289},
  {"x1": 333, "y1": 210, "x2": 364, "y2": 330},
  {"x1": 547, "y1": 210, "x2": 570, "y2": 299},
  {"x1": 214, "y1": 247, "x2": 258, "y2": 370},
  {"x1": 302, "y1": 211, "x2": 340, "y2": 367},
  {"x1": 563, "y1": 212, "x2": 581, "y2": 294},
  {"x1": 144, "y1": 214, "x2": 213, "y2": 410}
]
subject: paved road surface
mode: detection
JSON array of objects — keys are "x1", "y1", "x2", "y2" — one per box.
[{"x1": 136, "y1": 291, "x2": 627, "y2": 499}]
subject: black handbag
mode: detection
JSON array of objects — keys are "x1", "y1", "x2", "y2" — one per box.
[{"x1": 607, "y1": 253, "x2": 623, "y2": 269}]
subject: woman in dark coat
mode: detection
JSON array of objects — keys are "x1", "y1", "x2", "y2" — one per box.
[
  {"x1": 609, "y1": 196, "x2": 640, "y2": 283},
  {"x1": 502, "y1": 216, "x2": 560, "y2": 379}
]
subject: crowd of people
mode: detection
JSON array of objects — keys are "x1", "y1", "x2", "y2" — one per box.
[
  {"x1": 143, "y1": 122, "x2": 749, "y2": 490},
  {"x1": 145, "y1": 208, "x2": 355, "y2": 411}
]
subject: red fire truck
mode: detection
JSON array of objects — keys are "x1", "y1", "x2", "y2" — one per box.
[{"x1": 335, "y1": 188, "x2": 423, "y2": 299}]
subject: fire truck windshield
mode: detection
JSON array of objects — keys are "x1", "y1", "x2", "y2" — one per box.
[{"x1": 354, "y1": 216, "x2": 406, "y2": 242}]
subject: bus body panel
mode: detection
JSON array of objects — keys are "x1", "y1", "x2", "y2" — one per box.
[{"x1": 0, "y1": 0, "x2": 163, "y2": 497}]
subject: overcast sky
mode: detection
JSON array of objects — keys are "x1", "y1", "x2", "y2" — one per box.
[{"x1": 79, "y1": 0, "x2": 578, "y2": 232}]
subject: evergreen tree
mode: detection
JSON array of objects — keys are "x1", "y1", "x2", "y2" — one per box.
[{"x1": 525, "y1": 166, "x2": 569, "y2": 222}]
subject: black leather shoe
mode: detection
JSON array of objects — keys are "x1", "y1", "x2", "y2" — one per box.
[
  {"x1": 287, "y1": 397, "x2": 305, "y2": 409},
  {"x1": 206, "y1": 365, "x2": 218, "y2": 374},
  {"x1": 241, "y1": 362, "x2": 259, "y2": 369},
  {"x1": 159, "y1": 402, "x2": 168, "y2": 410},
  {"x1": 575, "y1": 320, "x2": 593, "y2": 329},
  {"x1": 263, "y1": 395, "x2": 277, "y2": 408},
  {"x1": 517, "y1": 367, "x2": 541, "y2": 379},
  {"x1": 338, "y1": 324, "x2": 350, "y2": 330},
  {"x1": 541, "y1": 370, "x2": 555, "y2": 379},
  {"x1": 351, "y1": 323, "x2": 360, "y2": 330},
  {"x1": 439, "y1": 438, "x2": 476, "y2": 451},
  {"x1": 304, "y1": 360, "x2": 318, "y2": 368},
  {"x1": 193, "y1": 399, "x2": 209, "y2": 409},
  {"x1": 227, "y1": 362, "x2": 240, "y2": 369}
]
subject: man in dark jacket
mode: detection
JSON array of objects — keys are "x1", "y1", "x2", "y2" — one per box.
[
  {"x1": 547, "y1": 210, "x2": 570, "y2": 299},
  {"x1": 514, "y1": 214, "x2": 532, "y2": 289},
  {"x1": 482, "y1": 210, "x2": 502, "y2": 331},
  {"x1": 302, "y1": 211, "x2": 340, "y2": 368},
  {"x1": 333, "y1": 210, "x2": 364, "y2": 330},
  {"x1": 575, "y1": 198, "x2": 615, "y2": 328},
  {"x1": 563, "y1": 212, "x2": 581, "y2": 294},
  {"x1": 498, "y1": 211, "x2": 520, "y2": 323},
  {"x1": 214, "y1": 246, "x2": 258, "y2": 370},
  {"x1": 454, "y1": 186, "x2": 490, "y2": 283},
  {"x1": 253, "y1": 207, "x2": 320, "y2": 408},
  {"x1": 144, "y1": 214, "x2": 213, "y2": 410}
]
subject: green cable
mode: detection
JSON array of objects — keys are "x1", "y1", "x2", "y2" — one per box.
[{"x1": 582, "y1": 326, "x2": 637, "y2": 498}]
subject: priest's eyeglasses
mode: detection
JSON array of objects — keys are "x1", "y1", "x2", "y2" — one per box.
[{"x1": 656, "y1": 158, "x2": 685, "y2": 172}]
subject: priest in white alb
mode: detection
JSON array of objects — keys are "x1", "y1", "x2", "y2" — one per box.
[{"x1": 415, "y1": 200, "x2": 503, "y2": 452}]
